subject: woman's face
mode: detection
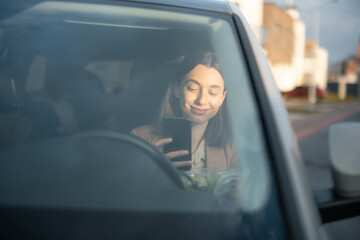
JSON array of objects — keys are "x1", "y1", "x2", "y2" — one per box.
[{"x1": 175, "y1": 64, "x2": 226, "y2": 125}]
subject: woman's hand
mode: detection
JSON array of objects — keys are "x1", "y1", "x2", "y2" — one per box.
[{"x1": 154, "y1": 138, "x2": 192, "y2": 168}]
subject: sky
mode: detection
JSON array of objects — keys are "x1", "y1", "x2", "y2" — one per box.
[{"x1": 263, "y1": 0, "x2": 360, "y2": 66}]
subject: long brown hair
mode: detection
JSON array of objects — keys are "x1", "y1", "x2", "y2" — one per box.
[{"x1": 156, "y1": 52, "x2": 231, "y2": 147}]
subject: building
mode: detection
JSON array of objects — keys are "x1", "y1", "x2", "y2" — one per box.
[
  {"x1": 262, "y1": 3, "x2": 293, "y2": 64},
  {"x1": 338, "y1": 58, "x2": 358, "y2": 83},
  {"x1": 285, "y1": 7, "x2": 305, "y2": 88},
  {"x1": 303, "y1": 40, "x2": 329, "y2": 89},
  {"x1": 262, "y1": 3, "x2": 305, "y2": 92},
  {"x1": 237, "y1": 2, "x2": 329, "y2": 92},
  {"x1": 336, "y1": 39, "x2": 360, "y2": 83},
  {"x1": 230, "y1": 0, "x2": 263, "y2": 42}
]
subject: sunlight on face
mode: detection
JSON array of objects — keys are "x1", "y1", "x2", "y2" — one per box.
[{"x1": 176, "y1": 64, "x2": 226, "y2": 125}]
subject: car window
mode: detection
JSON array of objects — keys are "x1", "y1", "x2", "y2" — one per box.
[{"x1": 0, "y1": 1, "x2": 288, "y2": 239}]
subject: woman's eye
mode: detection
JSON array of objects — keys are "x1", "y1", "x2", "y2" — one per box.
[
  {"x1": 187, "y1": 86, "x2": 199, "y2": 92},
  {"x1": 209, "y1": 91, "x2": 218, "y2": 96}
]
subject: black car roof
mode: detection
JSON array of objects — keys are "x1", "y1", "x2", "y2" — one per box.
[{"x1": 120, "y1": 0, "x2": 232, "y2": 14}]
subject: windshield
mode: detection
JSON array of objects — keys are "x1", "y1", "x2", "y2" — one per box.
[{"x1": 0, "y1": 1, "x2": 287, "y2": 239}]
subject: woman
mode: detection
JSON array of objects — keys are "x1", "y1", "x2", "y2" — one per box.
[{"x1": 131, "y1": 52, "x2": 236, "y2": 171}]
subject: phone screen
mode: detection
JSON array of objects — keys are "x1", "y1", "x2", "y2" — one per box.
[{"x1": 162, "y1": 116, "x2": 191, "y2": 163}]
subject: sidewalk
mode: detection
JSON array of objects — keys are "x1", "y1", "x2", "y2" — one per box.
[{"x1": 286, "y1": 99, "x2": 360, "y2": 141}]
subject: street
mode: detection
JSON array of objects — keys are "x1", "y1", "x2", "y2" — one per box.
[
  {"x1": 289, "y1": 101, "x2": 360, "y2": 240},
  {"x1": 289, "y1": 101, "x2": 360, "y2": 190},
  {"x1": 299, "y1": 111, "x2": 360, "y2": 190}
]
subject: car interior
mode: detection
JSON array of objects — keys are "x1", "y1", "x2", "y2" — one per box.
[
  {"x1": 0, "y1": 2, "x2": 290, "y2": 239},
  {"x1": 0, "y1": 5, "x2": 250, "y2": 239}
]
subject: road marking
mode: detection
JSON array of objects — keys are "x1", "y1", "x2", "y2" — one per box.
[{"x1": 295, "y1": 103, "x2": 360, "y2": 141}]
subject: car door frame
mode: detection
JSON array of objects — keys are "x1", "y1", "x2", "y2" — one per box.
[{"x1": 227, "y1": 3, "x2": 326, "y2": 240}]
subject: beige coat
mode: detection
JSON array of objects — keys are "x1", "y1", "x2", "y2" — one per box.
[{"x1": 130, "y1": 125, "x2": 237, "y2": 170}]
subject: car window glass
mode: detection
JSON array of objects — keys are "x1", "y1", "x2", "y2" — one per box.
[
  {"x1": 0, "y1": 1, "x2": 288, "y2": 239},
  {"x1": 25, "y1": 55, "x2": 47, "y2": 92}
]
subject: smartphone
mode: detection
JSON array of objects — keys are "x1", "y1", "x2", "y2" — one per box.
[{"x1": 162, "y1": 116, "x2": 191, "y2": 164}]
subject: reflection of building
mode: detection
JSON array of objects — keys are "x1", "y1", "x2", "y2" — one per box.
[
  {"x1": 304, "y1": 41, "x2": 328, "y2": 89},
  {"x1": 262, "y1": 4, "x2": 305, "y2": 92}
]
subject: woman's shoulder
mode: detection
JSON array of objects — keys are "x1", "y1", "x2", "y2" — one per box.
[{"x1": 222, "y1": 140, "x2": 237, "y2": 168}]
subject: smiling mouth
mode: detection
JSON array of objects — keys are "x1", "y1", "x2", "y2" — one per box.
[{"x1": 190, "y1": 107, "x2": 209, "y2": 115}]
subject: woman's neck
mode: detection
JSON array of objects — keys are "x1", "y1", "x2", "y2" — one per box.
[{"x1": 191, "y1": 122, "x2": 208, "y2": 153}]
